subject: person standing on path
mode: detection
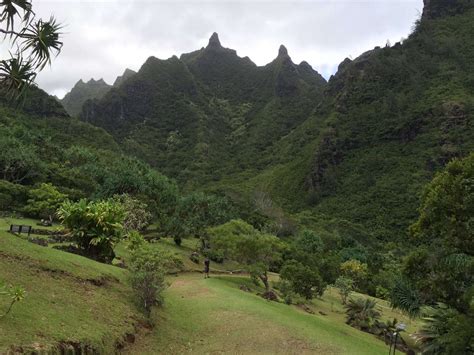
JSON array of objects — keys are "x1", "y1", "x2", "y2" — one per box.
[{"x1": 204, "y1": 258, "x2": 210, "y2": 278}]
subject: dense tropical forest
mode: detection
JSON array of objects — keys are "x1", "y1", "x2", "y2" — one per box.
[{"x1": 0, "y1": 0, "x2": 473, "y2": 353}]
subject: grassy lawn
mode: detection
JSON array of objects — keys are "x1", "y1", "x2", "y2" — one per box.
[
  {"x1": 125, "y1": 274, "x2": 392, "y2": 354},
  {"x1": 0, "y1": 217, "x2": 419, "y2": 354}
]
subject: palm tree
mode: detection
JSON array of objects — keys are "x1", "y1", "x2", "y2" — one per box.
[
  {"x1": 344, "y1": 297, "x2": 381, "y2": 332},
  {"x1": 412, "y1": 304, "x2": 459, "y2": 354}
]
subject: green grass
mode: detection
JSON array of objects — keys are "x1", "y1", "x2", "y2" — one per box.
[
  {"x1": 0, "y1": 216, "x2": 60, "y2": 232},
  {"x1": 125, "y1": 274, "x2": 393, "y2": 354},
  {"x1": 0, "y1": 217, "x2": 419, "y2": 353},
  {"x1": 0, "y1": 228, "x2": 142, "y2": 353}
]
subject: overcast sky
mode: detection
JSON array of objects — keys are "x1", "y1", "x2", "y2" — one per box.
[{"x1": 23, "y1": 0, "x2": 423, "y2": 98}]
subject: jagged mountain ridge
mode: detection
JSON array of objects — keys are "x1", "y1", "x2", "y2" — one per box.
[
  {"x1": 249, "y1": 0, "x2": 474, "y2": 239},
  {"x1": 61, "y1": 68, "x2": 137, "y2": 117},
  {"x1": 80, "y1": 33, "x2": 327, "y2": 183},
  {"x1": 72, "y1": 0, "x2": 473, "y2": 242},
  {"x1": 61, "y1": 78, "x2": 112, "y2": 117}
]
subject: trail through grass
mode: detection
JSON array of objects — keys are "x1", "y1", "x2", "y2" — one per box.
[{"x1": 126, "y1": 273, "x2": 390, "y2": 354}]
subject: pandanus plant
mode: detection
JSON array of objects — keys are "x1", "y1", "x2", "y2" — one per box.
[{"x1": 0, "y1": 0, "x2": 62, "y2": 100}]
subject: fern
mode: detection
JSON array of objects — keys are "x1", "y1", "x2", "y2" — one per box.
[{"x1": 390, "y1": 278, "x2": 422, "y2": 318}]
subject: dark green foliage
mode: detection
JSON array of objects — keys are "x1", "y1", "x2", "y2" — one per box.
[
  {"x1": 344, "y1": 298, "x2": 381, "y2": 332},
  {"x1": 413, "y1": 304, "x2": 474, "y2": 354},
  {"x1": 0, "y1": 180, "x2": 27, "y2": 211},
  {"x1": 23, "y1": 183, "x2": 67, "y2": 220},
  {"x1": 404, "y1": 154, "x2": 474, "y2": 312},
  {"x1": 280, "y1": 260, "x2": 326, "y2": 300},
  {"x1": 57, "y1": 199, "x2": 125, "y2": 263},
  {"x1": 390, "y1": 278, "x2": 422, "y2": 318},
  {"x1": 392, "y1": 153, "x2": 474, "y2": 353},
  {"x1": 167, "y1": 192, "x2": 236, "y2": 242},
  {"x1": 128, "y1": 244, "x2": 182, "y2": 318},
  {"x1": 208, "y1": 219, "x2": 285, "y2": 291}
]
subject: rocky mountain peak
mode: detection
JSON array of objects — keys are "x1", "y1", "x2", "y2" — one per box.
[
  {"x1": 278, "y1": 45, "x2": 289, "y2": 57},
  {"x1": 207, "y1": 32, "x2": 222, "y2": 49}
]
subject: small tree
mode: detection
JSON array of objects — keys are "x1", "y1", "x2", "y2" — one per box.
[
  {"x1": 114, "y1": 194, "x2": 152, "y2": 233},
  {"x1": 168, "y1": 192, "x2": 235, "y2": 246},
  {"x1": 129, "y1": 244, "x2": 182, "y2": 318},
  {"x1": 209, "y1": 219, "x2": 284, "y2": 291},
  {"x1": 24, "y1": 183, "x2": 66, "y2": 221},
  {"x1": 57, "y1": 199, "x2": 125, "y2": 263},
  {"x1": 335, "y1": 276, "x2": 354, "y2": 304},
  {"x1": 340, "y1": 259, "x2": 368, "y2": 289},
  {"x1": 280, "y1": 260, "x2": 326, "y2": 300}
]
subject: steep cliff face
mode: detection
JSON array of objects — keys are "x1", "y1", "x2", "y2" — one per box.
[{"x1": 264, "y1": 0, "x2": 474, "y2": 239}]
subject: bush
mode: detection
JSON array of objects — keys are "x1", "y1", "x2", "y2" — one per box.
[
  {"x1": 0, "y1": 180, "x2": 27, "y2": 211},
  {"x1": 57, "y1": 199, "x2": 125, "y2": 263},
  {"x1": 129, "y1": 245, "x2": 182, "y2": 318},
  {"x1": 345, "y1": 297, "x2": 381, "y2": 332},
  {"x1": 114, "y1": 194, "x2": 152, "y2": 233},
  {"x1": 334, "y1": 277, "x2": 354, "y2": 304},
  {"x1": 202, "y1": 248, "x2": 224, "y2": 264},
  {"x1": 280, "y1": 260, "x2": 326, "y2": 300},
  {"x1": 275, "y1": 280, "x2": 295, "y2": 305},
  {"x1": 23, "y1": 183, "x2": 67, "y2": 221}
]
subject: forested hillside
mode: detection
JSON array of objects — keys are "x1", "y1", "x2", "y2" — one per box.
[
  {"x1": 73, "y1": 0, "x2": 474, "y2": 242},
  {"x1": 80, "y1": 33, "x2": 327, "y2": 185}
]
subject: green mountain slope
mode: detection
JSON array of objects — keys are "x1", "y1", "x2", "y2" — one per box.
[
  {"x1": 65, "y1": 0, "x2": 474, "y2": 243},
  {"x1": 79, "y1": 33, "x2": 327, "y2": 185},
  {"x1": 61, "y1": 78, "x2": 112, "y2": 117},
  {"x1": 254, "y1": 0, "x2": 474, "y2": 239}
]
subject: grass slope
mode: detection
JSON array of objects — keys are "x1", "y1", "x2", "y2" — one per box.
[
  {"x1": 0, "y1": 228, "x2": 142, "y2": 353},
  {"x1": 1, "y1": 218, "x2": 415, "y2": 354},
  {"x1": 126, "y1": 274, "x2": 391, "y2": 354}
]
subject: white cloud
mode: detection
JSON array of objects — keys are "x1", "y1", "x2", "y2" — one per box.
[{"x1": 27, "y1": 0, "x2": 424, "y2": 98}]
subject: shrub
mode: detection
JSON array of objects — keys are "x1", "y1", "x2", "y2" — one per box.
[
  {"x1": 280, "y1": 260, "x2": 326, "y2": 300},
  {"x1": 340, "y1": 259, "x2": 368, "y2": 289},
  {"x1": 57, "y1": 199, "x2": 125, "y2": 263},
  {"x1": 114, "y1": 194, "x2": 152, "y2": 233},
  {"x1": 129, "y1": 245, "x2": 182, "y2": 318},
  {"x1": 413, "y1": 304, "x2": 473, "y2": 355},
  {"x1": 334, "y1": 276, "x2": 354, "y2": 304},
  {"x1": 23, "y1": 183, "x2": 67, "y2": 221},
  {"x1": 345, "y1": 297, "x2": 381, "y2": 332},
  {"x1": 0, "y1": 180, "x2": 28, "y2": 211}
]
